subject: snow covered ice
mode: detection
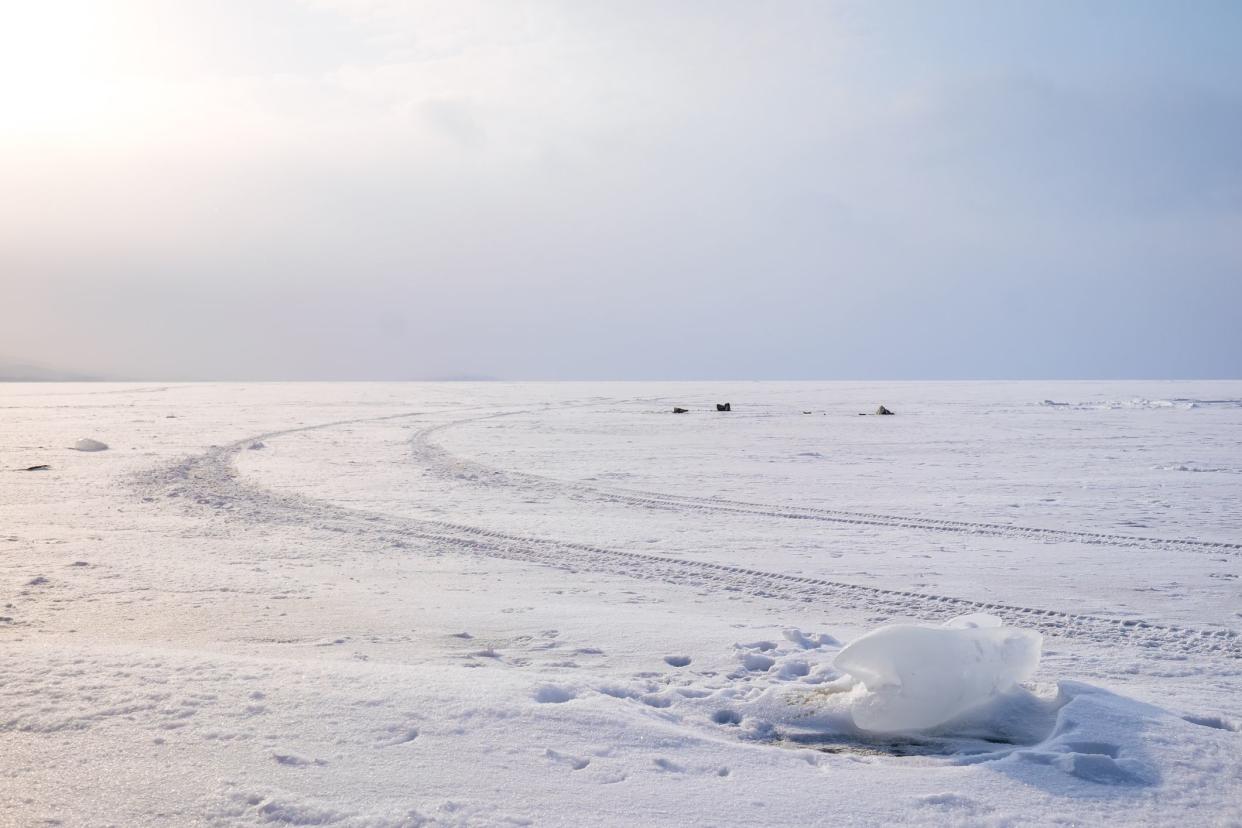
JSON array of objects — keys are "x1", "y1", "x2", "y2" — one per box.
[
  {"x1": 2, "y1": 381, "x2": 1241, "y2": 826},
  {"x1": 835, "y1": 613, "x2": 1042, "y2": 732}
]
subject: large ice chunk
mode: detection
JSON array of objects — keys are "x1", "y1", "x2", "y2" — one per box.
[{"x1": 834, "y1": 613, "x2": 1041, "y2": 733}]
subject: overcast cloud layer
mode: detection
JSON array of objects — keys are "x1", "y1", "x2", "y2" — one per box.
[{"x1": 2, "y1": 0, "x2": 1240, "y2": 380}]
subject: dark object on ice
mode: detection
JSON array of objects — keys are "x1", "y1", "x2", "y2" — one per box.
[
  {"x1": 24, "y1": 464, "x2": 51, "y2": 471},
  {"x1": 716, "y1": 403, "x2": 731, "y2": 412},
  {"x1": 802, "y1": 411, "x2": 813, "y2": 415},
  {"x1": 672, "y1": 407, "x2": 689, "y2": 414},
  {"x1": 875, "y1": 405, "x2": 895, "y2": 416}
]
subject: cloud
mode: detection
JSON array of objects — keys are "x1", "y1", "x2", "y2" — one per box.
[{"x1": 1, "y1": 1, "x2": 1239, "y2": 379}]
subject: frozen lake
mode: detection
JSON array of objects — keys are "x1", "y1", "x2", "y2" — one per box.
[{"x1": 2, "y1": 381, "x2": 1240, "y2": 825}]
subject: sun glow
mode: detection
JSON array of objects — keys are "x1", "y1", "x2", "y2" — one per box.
[{"x1": 0, "y1": 2, "x2": 133, "y2": 140}]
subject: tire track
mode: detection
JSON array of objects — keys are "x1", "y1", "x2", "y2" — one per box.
[
  {"x1": 136, "y1": 410, "x2": 1242, "y2": 661},
  {"x1": 410, "y1": 414, "x2": 1242, "y2": 555}
]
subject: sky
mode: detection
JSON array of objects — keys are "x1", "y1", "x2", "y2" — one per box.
[{"x1": 1, "y1": 0, "x2": 1240, "y2": 380}]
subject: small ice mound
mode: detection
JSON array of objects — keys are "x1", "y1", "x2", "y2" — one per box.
[
  {"x1": 834, "y1": 613, "x2": 1041, "y2": 733},
  {"x1": 72, "y1": 438, "x2": 109, "y2": 452}
]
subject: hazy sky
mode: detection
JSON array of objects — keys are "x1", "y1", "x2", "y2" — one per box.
[{"x1": 2, "y1": 0, "x2": 1239, "y2": 380}]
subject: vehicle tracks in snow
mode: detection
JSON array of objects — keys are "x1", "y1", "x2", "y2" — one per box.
[
  {"x1": 135, "y1": 408, "x2": 1242, "y2": 661},
  {"x1": 410, "y1": 414, "x2": 1242, "y2": 557}
]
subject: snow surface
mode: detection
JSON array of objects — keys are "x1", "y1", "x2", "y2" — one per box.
[{"x1": 2, "y1": 381, "x2": 1241, "y2": 826}]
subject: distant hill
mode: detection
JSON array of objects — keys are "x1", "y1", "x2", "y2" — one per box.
[{"x1": 0, "y1": 358, "x2": 100, "y2": 382}]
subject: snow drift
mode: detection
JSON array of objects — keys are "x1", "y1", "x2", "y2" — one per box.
[{"x1": 835, "y1": 614, "x2": 1041, "y2": 733}]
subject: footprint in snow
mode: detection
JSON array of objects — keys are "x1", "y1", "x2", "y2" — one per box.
[
  {"x1": 917, "y1": 793, "x2": 988, "y2": 812},
  {"x1": 533, "y1": 685, "x2": 576, "y2": 704},
  {"x1": 272, "y1": 752, "x2": 326, "y2": 767},
  {"x1": 740, "y1": 653, "x2": 775, "y2": 672},
  {"x1": 545, "y1": 749, "x2": 590, "y2": 770},
  {"x1": 378, "y1": 723, "x2": 420, "y2": 746},
  {"x1": 739, "y1": 640, "x2": 778, "y2": 652},
  {"x1": 777, "y1": 660, "x2": 810, "y2": 679},
  {"x1": 783, "y1": 629, "x2": 839, "y2": 649},
  {"x1": 676, "y1": 688, "x2": 712, "y2": 699},
  {"x1": 1182, "y1": 714, "x2": 1240, "y2": 732}
]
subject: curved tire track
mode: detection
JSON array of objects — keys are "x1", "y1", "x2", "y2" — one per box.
[
  {"x1": 137, "y1": 410, "x2": 1242, "y2": 661},
  {"x1": 411, "y1": 414, "x2": 1242, "y2": 556}
]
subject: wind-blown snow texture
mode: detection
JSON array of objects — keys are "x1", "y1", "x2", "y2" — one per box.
[{"x1": 2, "y1": 381, "x2": 1240, "y2": 826}]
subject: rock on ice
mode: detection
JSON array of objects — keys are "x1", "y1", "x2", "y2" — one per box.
[{"x1": 834, "y1": 613, "x2": 1041, "y2": 733}]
